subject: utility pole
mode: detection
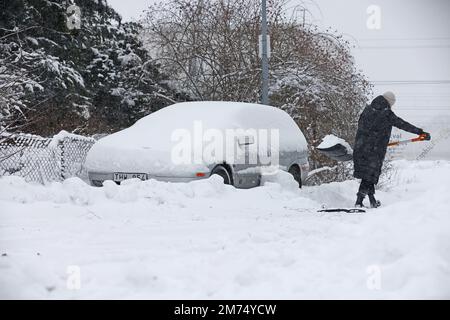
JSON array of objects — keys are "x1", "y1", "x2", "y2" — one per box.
[
  {"x1": 302, "y1": 8, "x2": 306, "y2": 27},
  {"x1": 260, "y1": 0, "x2": 269, "y2": 105}
]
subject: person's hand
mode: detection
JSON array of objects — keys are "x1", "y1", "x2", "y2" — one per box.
[{"x1": 421, "y1": 132, "x2": 431, "y2": 141}]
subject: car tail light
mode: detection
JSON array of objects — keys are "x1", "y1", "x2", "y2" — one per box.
[{"x1": 196, "y1": 172, "x2": 206, "y2": 177}]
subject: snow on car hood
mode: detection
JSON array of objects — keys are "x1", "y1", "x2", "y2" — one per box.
[{"x1": 85, "y1": 101, "x2": 307, "y2": 174}]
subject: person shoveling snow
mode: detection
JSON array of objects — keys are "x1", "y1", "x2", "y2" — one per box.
[
  {"x1": 316, "y1": 92, "x2": 431, "y2": 211},
  {"x1": 353, "y1": 92, "x2": 430, "y2": 208}
]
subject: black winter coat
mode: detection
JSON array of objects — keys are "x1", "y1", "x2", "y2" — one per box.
[{"x1": 353, "y1": 96, "x2": 423, "y2": 184}]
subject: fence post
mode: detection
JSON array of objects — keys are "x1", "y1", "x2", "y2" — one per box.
[{"x1": 59, "y1": 139, "x2": 65, "y2": 180}]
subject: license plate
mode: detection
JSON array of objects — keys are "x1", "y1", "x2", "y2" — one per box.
[{"x1": 113, "y1": 172, "x2": 148, "y2": 182}]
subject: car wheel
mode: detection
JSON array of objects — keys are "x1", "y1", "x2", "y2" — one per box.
[
  {"x1": 211, "y1": 165, "x2": 232, "y2": 185},
  {"x1": 288, "y1": 164, "x2": 302, "y2": 188}
]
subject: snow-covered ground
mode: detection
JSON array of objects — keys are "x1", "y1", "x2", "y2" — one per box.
[{"x1": 0, "y1": 160, "x2": 449, "y2": 299}]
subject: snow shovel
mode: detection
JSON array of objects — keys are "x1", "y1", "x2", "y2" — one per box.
[
  {"x1": 387, "y1": 133, "x2": 429, "y2": 147},
  {"x1": 316, "y1": 133, "x2": 429, "y2": 162},
  {"x1": 315, "y1": 135, "x2": 353, "y2": 162}
]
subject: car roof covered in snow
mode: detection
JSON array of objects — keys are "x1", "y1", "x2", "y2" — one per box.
[
  {"x1": 93, "y1": 101, "x2": 307, "y2": 152},
  {"x1": 134, "y1": 101, "x2": 293, "y2": 129}
]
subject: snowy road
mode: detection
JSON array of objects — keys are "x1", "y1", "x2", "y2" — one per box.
[{"x1": 0, "y1": 160, "x2": 449, "y2": 299}]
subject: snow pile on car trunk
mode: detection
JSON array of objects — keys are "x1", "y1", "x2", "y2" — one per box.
[{"x1": 0, "y1": 160, "x2": 449, "y2": 299}]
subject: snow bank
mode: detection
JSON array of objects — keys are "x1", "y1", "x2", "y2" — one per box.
[
  {"x1": 0, "y1": 174, "x2": 232, "y2": 207},
  {"x1": 0, "y1": 167, "x2": 302, "y2": 206},
  {"x1": 1, "y1": 160, "x2": 449, "y2": 299}
]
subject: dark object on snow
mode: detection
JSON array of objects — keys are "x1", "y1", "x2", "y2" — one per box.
[
  {"x1": 316, "y1": 143, "x2": 353, "y2": 162},
  {"x1": 318, "y1": 208, "x2": 366, "y2": 213},
  {"x1": 353, "y1": 95, "x2": 425, "y2": 184}
]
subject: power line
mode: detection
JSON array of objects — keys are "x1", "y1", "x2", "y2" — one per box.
[
  {"x1": 395, "y1": 94, "x2": 450, "y2": 97},
  {"x1": 372, "y1": 80, "x2": 450, "y2": 85},
  {"x1": 351, "y1": 36, "x2": 450, "y2": 50},
  {"x1": 357, "y1": 36, "x2": 450, "y2": 41},
  {"x1": 358, "y1": 45, "x2": 450, "y2": 49},
  {"x1": 396, "y1": 108, "x2": 450, "y2": 110},
  {"x1": 396, "y1": 105, "x2": 450, "y2": 109}
]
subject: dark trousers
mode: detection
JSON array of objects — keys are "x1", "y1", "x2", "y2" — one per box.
[{"x1": 358, "y1": 179, "x2": 375, "y2": 196}]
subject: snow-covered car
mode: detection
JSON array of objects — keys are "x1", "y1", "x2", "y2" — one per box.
[{"x1": 85, "y1": 101, "x2": 309, "y2": 188}]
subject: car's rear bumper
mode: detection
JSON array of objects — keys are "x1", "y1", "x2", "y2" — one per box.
[{"x1": 88, "y1": 171, "x2": 206, "y2": 186}]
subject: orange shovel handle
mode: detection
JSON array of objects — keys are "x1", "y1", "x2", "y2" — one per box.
[{"x1": 387, "y1": 134, "x2": 427, "y2": 147}]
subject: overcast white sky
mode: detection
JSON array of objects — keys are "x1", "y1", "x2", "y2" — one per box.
[
  {"x1": 107, "y1": 0, "x2": 450, "y2": 82},
  {"x1": 107, "y1": 0, "x2": 450, "y2": 157}
]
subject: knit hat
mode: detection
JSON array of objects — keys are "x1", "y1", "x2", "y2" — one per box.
[{"x1": 383, "y1": 91, "x2": 396, "y2": 107}]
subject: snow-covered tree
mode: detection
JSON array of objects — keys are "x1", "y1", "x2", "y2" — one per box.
[
  {"x1": 268, "y1": 23, "x2": 371, "y2": 179},
  {"x1": 0, "y1": 0, "x2": 185, "y2": 135}
]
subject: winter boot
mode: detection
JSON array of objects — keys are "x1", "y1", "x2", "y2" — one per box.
[
  {"x1": 368, "y1": 194, "x2": 381, "y2": 208},
  {"x1": 355, "y1": 192, "x2": 365, "y2": 208}
]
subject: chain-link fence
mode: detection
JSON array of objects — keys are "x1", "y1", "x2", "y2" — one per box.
[{"x1": 0, "y1": 131, "x2": 95, "y2": 183}]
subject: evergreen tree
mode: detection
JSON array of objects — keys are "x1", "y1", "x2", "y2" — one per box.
[{"x1": 0, "y1": 0, "x2": 186, "y2": 135}]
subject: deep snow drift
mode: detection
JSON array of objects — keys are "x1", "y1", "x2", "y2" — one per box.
[{"x1": 0, "y1": 160, "x2": 449, "y2": 299}]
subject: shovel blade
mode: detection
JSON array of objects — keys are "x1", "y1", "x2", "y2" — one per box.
[{"x1": 316, "y1": 143, "x2": 353, "y2": 162}]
